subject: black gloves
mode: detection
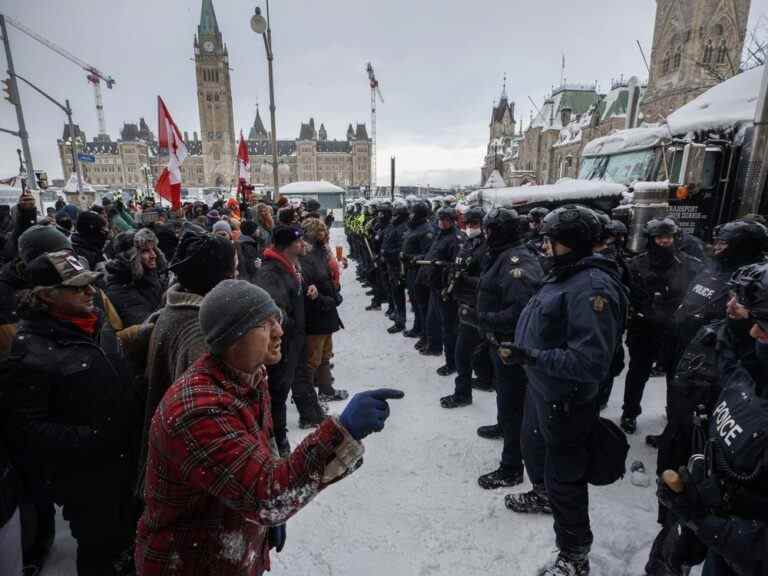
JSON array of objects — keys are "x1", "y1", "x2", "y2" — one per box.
[{"x1": 497, "y1": 343, "x2": 539, "y2": 366}]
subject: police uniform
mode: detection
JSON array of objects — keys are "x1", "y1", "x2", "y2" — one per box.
[
  {"x1": 477, "y1": 243, "x2": 544, "y2": 476},
  {"x1": 402, "y1": 218, "x2": 434, "y2": 337},
  {"x1": 514, "y1": 254, "x2": 627, "y2": 555},
  {"x1": 381, "y1": 213, "x2": 410, "y2": 330}
]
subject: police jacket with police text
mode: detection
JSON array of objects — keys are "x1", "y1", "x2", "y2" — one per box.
[
  {"x1": 477, "y1": 242, "x2": 543, "y2": 341},
  {"x1": 514, "y1": 254, "x2": 628, "y2": 402}
]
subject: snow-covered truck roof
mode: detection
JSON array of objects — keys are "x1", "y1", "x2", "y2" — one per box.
[
  {"x1": 666, "y1": 65, "x2": 764, "y2": 135},
  {"x1": 468, "y1": 178, "x2": 626, "y2": 208},
  {"x1": 581, "y1": 126, "x2": 668, "y2": 157}
]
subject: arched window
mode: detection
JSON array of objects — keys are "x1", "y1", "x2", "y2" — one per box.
[
  {"x1": 716, "y1": 39, "x2": 727, "y2": 64},
  {"x1": 673, "y1": 46, "x2": 682, "y2": 70},
  {"x1": 662, "y1": 50, "x2": 671, "y2": 75},
  {"x1": 703, "y1": 40, "x2": 713, "y2": 63}
]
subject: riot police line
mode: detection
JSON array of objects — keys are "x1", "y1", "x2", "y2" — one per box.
[{"x1": 344, "y1": 196, "x2": 768, "y2": 576}]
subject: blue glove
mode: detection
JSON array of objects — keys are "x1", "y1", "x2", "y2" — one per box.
[
  {"x1": 269, "y1": 524, "x2": 286, "y2": 552},
  {"x1": 339, "y1": 388, "x2": 405, "y2": 440}
]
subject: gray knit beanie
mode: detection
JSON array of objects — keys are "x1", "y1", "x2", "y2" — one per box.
[
  {"x1": 199, "y1": 279, "x2": 281, "y2": 355},
  {"x1": 18, "y1": 225, "x2": 72, "y2": 263}
]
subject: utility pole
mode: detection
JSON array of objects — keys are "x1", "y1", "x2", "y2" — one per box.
[
  {"x1": 390, "y1": 156, "x2": 395, "y2": 201},
  {"x1": 0, "y1": 14, "x2": 36, "y2": 190}
]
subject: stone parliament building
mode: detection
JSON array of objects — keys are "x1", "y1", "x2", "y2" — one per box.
[{"x1": 58, "y1": 0, "x2": 371, "y2": 193}]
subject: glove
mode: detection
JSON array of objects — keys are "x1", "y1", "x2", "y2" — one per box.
[
  {"x1": 497, "y1": 343, "x2": 539, "y2": 366},
  {"x1": 339, "y1": 388, "x2": 405, "y2": 440},
  {"x1": 657, "y1": 466, "x2": 707, "y2": 527},
  {"x1": 268, "y1": 524, "x2": 286, "y2": 552}
]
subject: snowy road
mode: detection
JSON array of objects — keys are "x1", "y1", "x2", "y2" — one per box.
[{"x1": 43, "y1": 229, "x2": 680, "y2": 576}]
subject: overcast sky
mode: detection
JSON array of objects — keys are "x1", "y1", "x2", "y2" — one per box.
[{"x1": 1, "y1": 0, "x2": 766, "y2": 187}]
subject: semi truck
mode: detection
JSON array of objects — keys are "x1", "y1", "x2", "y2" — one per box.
[{"x1": 468, "y1": 64, "x2": 768, "y2": 253}]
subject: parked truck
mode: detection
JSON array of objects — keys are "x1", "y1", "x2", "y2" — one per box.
[{"x1": 468, "y1": 65, "x2": 768, "y2": 253}]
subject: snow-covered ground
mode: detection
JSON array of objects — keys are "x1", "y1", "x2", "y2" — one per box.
[{"x1": 42, "y1": 228, "x2": 684, "y2": 576}]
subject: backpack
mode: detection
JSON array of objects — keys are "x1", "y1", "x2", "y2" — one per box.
[{"x1": 588, "y1": 417, "x2": 630, "y2": 486}]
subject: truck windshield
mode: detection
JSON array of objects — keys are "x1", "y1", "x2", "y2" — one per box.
[{"x1": 579, "y1": 149, "x2": 655, "y2": 185}]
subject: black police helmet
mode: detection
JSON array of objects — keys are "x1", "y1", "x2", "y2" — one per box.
[
  {"x1": 464, "y1": 206, "x2": 486, "y2": 225},
  {"x1": 483, "y1": 207, "x2": 519, "y2": 229},
  {"x1": 393, "y1": 200, "x2": 409, "y2": 217},
  {"x1": 528, "y1": 207, "x2": 550, "y2": 223},
  {"x1": 540, "y1": 205, "x2": 601, "y2": 254},
  {"x1": 729, "y1": 262, "x2": 768, "y2": 330},
  {"x1": 436, "y1": 207, "x2": 456, "y2": 221},
  {"x1": 714, "y1": 219, "x2": 768, "y2": 264},
  {"x1": 608, "y1": 219, "x2": 628, "y2": 237},
  {"x1": 410, "y1": 200, "x2": 430, "y2": 221},
  {"x1": 645, "y1": 217, "x2": 679, "y2": 237},
  {"x1": 378, "y1": 201, "x2": 393, "y2": 213}
]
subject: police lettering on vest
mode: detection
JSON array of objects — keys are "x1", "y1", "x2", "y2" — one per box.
[{"x1": 712, "y1": 400, "x2": 745, "y2": 447}]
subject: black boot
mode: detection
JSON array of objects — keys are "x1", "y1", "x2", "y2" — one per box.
[
  {"x1": 540, "y1": 550, "x2": 590, "y2": 576},
  {"x1": 419, "y1": 346, "x2": 442, "y2": 357},
  {"x1": 477, "y1": 467, "x2": 524, "y2": 490},
  {"x1": 440, "y1": 394, "x2": 472, "y2": 409},
  {"x1": 471, "y1": 378, "x2": 494, "y2": 392},
  {"x1": 414, "y1": 337, "x2": 427, "y2": 351},
  {"x1": 387, "y1": 323, "x2": 405, "y2": 334},
  {"x1": 436, "y1": 364, "x2": 456, "y2": 376},
  {"x1": 477, "y1": 424, "x2": 503, "y2": 439},
  {"x1": 316, "y1": 362, "x2": 349, "y2": 402},
  {"x1": 403, "y1": 329, "x2": 421, "y2": 338},
  {"x1": 365, "y1": 302, "x2": 382, "y2": 311},
  {"x1": 504, "y1": 486, "x2": 553, "y2": 514},
  {"x1": 620, "y1": 416, "x2": 637, "y2": 434}
]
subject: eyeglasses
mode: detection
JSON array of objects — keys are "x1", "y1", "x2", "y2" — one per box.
[{"x1": 57, "y1": 284, "x2": 94, "y2": 294}]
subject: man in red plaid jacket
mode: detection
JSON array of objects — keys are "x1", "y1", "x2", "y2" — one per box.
[{"x1": 135, "y1": 280, "x2": 403, "y2": 575}]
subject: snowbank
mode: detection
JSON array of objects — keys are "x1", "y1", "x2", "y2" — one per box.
[
  {"x1": 666, "y1": 65, "x2": 764, "y2": 135},
  {"x1": 472, "y1": 178, "x2": 626, "y2": 208},
  {"x1": 581, "y1": 126, "x2": 668, "y2": 157},
  {"x1": 280, "y1": 180, "x2": 345, "y2": 194}
]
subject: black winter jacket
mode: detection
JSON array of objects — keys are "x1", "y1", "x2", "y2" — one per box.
[
  {"x1": 452, "y1": 234, "x2": 487, "y2": 308},
  {"x1": 416, "y1": 225, "x2": 465, "y2": 289},
  {"x1": 105, "y1": 259, "x2": 165, "y2": 327},
  {"x1": 300, "y1": 243, "x2": 342, "y2": 335},
  {"x1": 2, "y1": 313, "x2": 141, "y2": 511},
  {"x1": 237, "y1": 235, "x2": 262, "y2": 284},
  {"x1": 71, "y1": 232, "x2": 106, "y2": 272}
]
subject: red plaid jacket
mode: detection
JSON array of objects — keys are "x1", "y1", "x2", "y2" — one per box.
[{"x1": 135, "y1": 353, "x2": 363, "y2": 575}]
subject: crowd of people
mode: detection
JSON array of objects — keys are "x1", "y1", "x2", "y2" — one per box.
[
  {"x1": 345, "y1": 195, "x2": 768, "y2": 576},
  {"x1": 0, "y1": 190, "x2": 403, "y2": 576}
]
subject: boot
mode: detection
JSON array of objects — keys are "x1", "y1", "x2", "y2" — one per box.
[
  {"x1": 477, "y1": 424, "x2": 503, "y2": 440},
  {"x1": 275, "y1": 436, "x2": 291, "y2": 458},
  {"x1": 440, "y1": 394, "x2": 471, "y2": 409},
  {"x1": 539, "y1": 550, "x2": 590, "y2": 576},
  {"x1": 295, "y1": 393, "x2": 325, "y2": 430},
  {"x1": 365, "y1": 302, "x2": 382, "y2": 311},
  {"x1": 316, "y1": 362, "x2": 348, "y2": 402},
  {"x1": 403, "y1": 328, "x2": 421, "y2": 339},
  {"x1": 414, "y1": 337, "x2": 427, "y2": 351},
  {"x1": 387, "y1": 323, "x2": 405, "y2": 334},
  {"x1": 471, "y1": 378, "x2": 494, "y2": 392},
  {"x1": 419, "y1": 346, "x2": 442, "y2": 357},
  {"x1": 436, "y1": 364, "x2": 456, "y2": 376},
  {"x1": 478, "y1": 467, "x2": 524, "y2": 490},
  {"x1": 504, "y1": 486, "x2": 553, "y2": 514}
]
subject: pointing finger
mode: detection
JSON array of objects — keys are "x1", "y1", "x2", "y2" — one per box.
[{"x1": 368, "y1": 388, "x2": 405, "y2": 401}]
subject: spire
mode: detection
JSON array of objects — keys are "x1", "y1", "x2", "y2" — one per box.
[
  {"x1": 501, "y1": 73, "x2": 508, "y2": 101},
  {"x1": 199, "y1": 0, "x2": 220, "y2": 36},
  {"x1": 249, "y1": 105, "x2": 269, "y2": 140}
]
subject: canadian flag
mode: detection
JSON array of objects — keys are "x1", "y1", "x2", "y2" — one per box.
[
  {"x1": 237, "y1": 131, "x2": 253, "y2": 200},
  {"x1": 154, "y1": 96, "x2": 188, "y2": 210}
]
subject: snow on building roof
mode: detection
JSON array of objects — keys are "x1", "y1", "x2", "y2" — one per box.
[
  {"x1": 279, "y1": 180, "x2": 345, "y2": 195},
  {"x1": 581, "y1": 125, "x2": 668, "y2": 157},
  {"x1": 530, "y1": 85, "x2": 599, "y2": 131},
  {"x1": 469, "y1": 178, "x2": 626, "y2": 208},
  {"x1": 665, "y1": 65, "x2": 764, "y2": 135}
]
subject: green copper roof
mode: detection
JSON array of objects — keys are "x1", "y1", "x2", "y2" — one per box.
[{"x1": 199, "y1": 0, "x2": 220, "y2": 36}]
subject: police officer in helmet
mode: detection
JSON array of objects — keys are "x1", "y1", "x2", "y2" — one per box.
[{"x1": 503, "y1": 205, "x2": 628, "y2": 576}]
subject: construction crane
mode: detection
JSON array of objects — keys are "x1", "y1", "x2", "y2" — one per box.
[
  {"x1": 4, "y1": 15, "x2": 115, "y2": 138},
  {"x1": 366, "y1": 62, "x2": 383, "y2": 194}
]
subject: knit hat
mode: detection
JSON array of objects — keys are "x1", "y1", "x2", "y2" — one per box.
[
  {"x1": 76, "y1": 210, "x2": 105, "y2": 236},
  {"x1": 18, "y1": 225, "x2": 72, "y2": 263},
  {"x1": 199, "y1": 279, "x2": 281, "y2": 355},
  {"x1": 212, "y1": 220, "x2": 232, "y2": 237},
  {"x1": 169, "y1": 230, "x2": 235, "y2": 295},
  {"x1": 272, "y1": 225, "x2": 304, "y2": 249},
  {"x1": 241, "y1": 220, "x2": 259, "y2": 236}
]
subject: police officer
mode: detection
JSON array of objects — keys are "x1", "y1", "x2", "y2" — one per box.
[
  {"x1": 381, "y1": 200, "x2": 410, "y2": 334},
  {"x1": 369, "y1": 201, "x2": 392, "y2": 312},
  {"x1": 475, "y1": 207, "x2": 544, "y2": 489},
  {"x1": 440, "y1": 206, "x2": 487, "y2": 408},
  {"x1": 504, "y1": 205, "x2": 627, "y2": 576},
  {"x1": 402, "y1": 201, "x2": 434, "y2": 345},
  {"x1": 417, "y1": 207, "x2": 465, "y2": 370},
  {"x1": 620, "y1": 218, "x2": 703, "y2": 434}
]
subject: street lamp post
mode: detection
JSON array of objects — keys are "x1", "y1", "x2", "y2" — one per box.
[{"x1": 251, "y1": 3, "x2": 279, "y2": 203}]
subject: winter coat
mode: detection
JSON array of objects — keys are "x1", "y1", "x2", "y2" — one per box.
[
  {"x1": 71, "y1": 232, "x2": 106, "y2": 272},
  {"x1": 452, "y1": 234, "x2": 487, "y2": 309},
  {"x1": 381, "y1": 217, "x2": 408, "y2": 264},
  {"x1": 135, "y1": 354, "x2": 363, "y2": 576},
  {"x1": 300, "y1": 243, "x2": 342, "y2": 335},
  {"x1": 627, "y1": 250, "x2": 702, "y2": 328},
  {"x1": 237, "y1": 235, "x2": 262, "y2": 284},
  {"x1": 138, "y1": 284, "x2": 207, "y2": 492},
  {"x1": 477, "y1": 242, "x2": 543, "y2": 341},
  {"x1": 402, "y1": 219, "x2": 434, "y2": 287},
  {"x1": 416, "y1": 225, "x2": 465, "y2": 289},
  {"x1": 105, "y1": 258, "x2": 166, "y2": 327},
  {"x1": 0, "y1": 381, "x2": 20, "y2": 528},
  {"x1": 514, "y1": 254, "x2": 628, "y2": 402},
  {"x1": 1, "y1": 204, "x2": 37, "y2": 264},
  {"x1": 2, "y1": 312, "x2": 141, "y2": 523},
  {"x1": 0, "y1": 260, "x2": 24, "y2": 357}
]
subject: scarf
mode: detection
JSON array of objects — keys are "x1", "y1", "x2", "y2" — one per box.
[
  {"x1": 52, "y1": 311, "x2": 99, "y2": 336},
  {"x1": 263, "y1": 247, "x2": 300, "y2": 281}
]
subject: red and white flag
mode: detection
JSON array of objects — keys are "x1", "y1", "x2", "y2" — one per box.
[
  {"x1": 154, "y1": 96, "x2": 188, "y2": 210},
  {"x1": 237, "y1": 131, "x2": 250, "y2": 181}
]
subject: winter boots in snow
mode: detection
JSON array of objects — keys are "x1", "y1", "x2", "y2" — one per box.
[
  {"x1": 440, "y1": 394, "x2": 471, "y2": 409},
  {"x1": 620, "y1": 416, "x2": 637, "y2": 434},
  {"x1": 477, "y1": 467, "x2": 524, "y2": 490},
  {"x1": 403, "y1": 328, "x2": 421, "y2": 339},
  {"x1": 436, "y1": 364, "x2": 456, "y2": 376},
  {"x1": 471, "y1": 378, "x2": 494, "y2": 392},
  {"x1": 477, "y1": 424, "x2": 503, "y2": 440},
  {"x1": 538, "y1": 551, "x2": 590, "y2": 576},
  {"x1": 504, "y1": 486, "x2": 553, "y2": 514},
  {"x1": 315, "y1": 362, "x2": 349, "y2": 403}
]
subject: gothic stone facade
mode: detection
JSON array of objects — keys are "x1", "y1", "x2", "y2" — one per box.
[{"x1": 641, "y1": 0, "x2": 751, "y2": 122}]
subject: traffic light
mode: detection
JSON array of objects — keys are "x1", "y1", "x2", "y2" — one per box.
[
  {"x1": 2, "y1": 77, "x2": 15, "y2": 105},
  {"x1": 35, "y1": 171, "x2": 49, "y2": 190}
]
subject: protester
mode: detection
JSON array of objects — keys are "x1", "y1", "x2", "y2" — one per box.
[{"x1": 71, "y1": 210, "x2": 110, "y2": 272}]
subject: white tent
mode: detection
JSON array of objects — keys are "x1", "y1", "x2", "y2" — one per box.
[{"x1": 279, "y1": 180, "x2": 345, "y2": 195}]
